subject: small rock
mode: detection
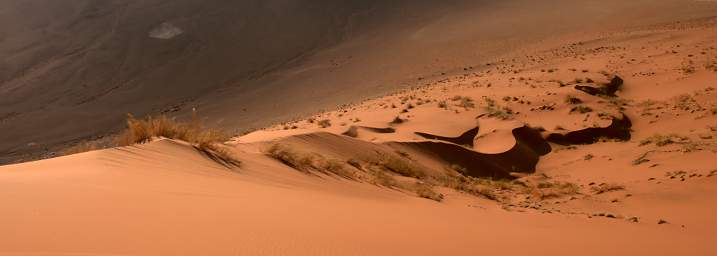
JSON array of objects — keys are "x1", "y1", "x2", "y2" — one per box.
[
  {"x1": 658, "y1": 219, "x2": 669, "y2": 225},
  {"x1": 627, "y1": 216, "x2": 639, "y2": 223}
]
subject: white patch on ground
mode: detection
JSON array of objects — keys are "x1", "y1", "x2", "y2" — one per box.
[{"x1": 149, "y1": 22, "x2": 183, "y2": 40}]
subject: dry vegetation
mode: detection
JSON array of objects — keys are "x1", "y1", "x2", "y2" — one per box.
[
  {"x1": 570, "y1": 105, "x2": 593, "y2": 114},
  {"x1": 482, "y1": 98, "x2": 515, "y2": 120},
  {"x1": 639, "y1": 134, "x2": 687, "y2": 147},
  {"x1": 117, "y1": 114, "x2": 240, "y2": 167},
  {"x1": 266, "y1": 144, "x2": 583, "y2": 204},
  {"x1": 265, "y1": 144, "x2": 354, "y2": 179},
  {"x1": 59, "y1": 113, "x2": 240, "y2": 167},
  {"x1": 591, "y1": 183, "x2": 625, "y2": 194},
  {"x1": 565, "y1": 95, "x2": 583, "y2": 104}
]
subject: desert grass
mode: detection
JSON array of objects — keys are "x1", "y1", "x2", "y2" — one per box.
[
  {"x1": 639, "y1": 133, "x2": 689, "y2": 147},
  {"x1": 570, "y1": 105, "x2": 593, "y2": 114},
  {"x1": 61, "y1": 141, "x2": 101, "y2": 156},
  {"x1": 591, "y1": 183, "x2": 625, "y2": 194},
  {"x1": 414, "y1": 182, "x2": 444, "y2": 202},
  {"x1": 117, "y1": 114, "x2": 240, "y2": 167},
  {"x1": 565, "y1": 95, "x2": 583, "y2": 104},
  {"x1": 265, "y1": 144, "x2": 354, "y2": 179},
  {"x1": 482, "y1": 98, "x2": 514, "y2": 120}
]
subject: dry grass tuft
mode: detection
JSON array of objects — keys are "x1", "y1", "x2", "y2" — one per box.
[
  {"x1": 373, "y1": 154, "x2": 426, "y2": 178},
  {"x1": 266, "y1": 144, "x2": 316, "y2": 173},
  {"x1": 639, "y1": 134, "x2": 689, "y2": 147},
  {"x1": 482, "y1": 98, "x2": 514, "y2": 120},
  {"x1": 533, "y1": 182, "x2": 580, "y2": 200},
  {"x1": 265, "y1": 144, "x2": 354, "y2": 179},
  {"x1": 565, "y1": 95, "x2": 583, "y2": 104},
  {"x1": 117, "y1": 114, "x2": 239, "y2": 167},
  {"x1": 570, "y1": 105, "x2": 593, "y2": 114},
  {"x1": 415, "y1": 183, "x2": 444, "y2": 202},
  {"x1": 61, "y1": 141, "x2": 101, "y2": 156},
  {"x1": 591, "y1": 183, "x2": 625, "y2": 194}
]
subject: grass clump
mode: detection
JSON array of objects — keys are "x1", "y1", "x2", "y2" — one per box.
[
  {"x1": 117, "y1": 114, "x2": 240, "y2": 167},
  {"x1": 639, "y1": 134, "x2": 688, "y2": 147},
  {"x1": 674, "y1": 94, "x2": 701, "y2": 111},
  {"x1": 318, "y1": 119, "x2": 332, "y2": 128},
  {"x1": 482, "y1": 98, "x2": 514, "y2": 120},
  {"x1": 415, "y1": 183, "x2": 444, "y2": 202},
  {"x1": 565, "y1": 95, "x2": 583, "y2": 104},
  {"x1": 374, "y1": 154, "x2": 426, "y2": 179},
  {"x1": 533, "y1": 182, "x2": 580, "y2": 200},
  {"x1": 266, "y1": 144, "x2": 315, "y2": 172},
  {"x1": 437, "y1": 100, "x2": 448, "y2": 109},
  {"x1": 570, "y1": 105, "x2": 593, "y2": 114},
  {"x1": 61, "y1": 141, "x2": 102, "y2": 156},
  {"x1": 591, "y1": 183, "x2": 625, "y2": 194},
  {"x1": 265, "y1": 144, "x2": 354, "y2": 178}
]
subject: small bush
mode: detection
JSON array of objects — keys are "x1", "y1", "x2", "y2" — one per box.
[
  {"x1": 565, "y1": 95, "x2": 583, "y2": 104},
  {"x1": 318, "y1": 119, "x2": 332, "y2": 128},
  {"x1": 437, "y1": 101, "x2": 448, "y2": 109}
]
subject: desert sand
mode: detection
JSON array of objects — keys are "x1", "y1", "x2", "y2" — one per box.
[
  {"x1": 3, "y1": 0, "x2": 717, "y2": 163},
  {"x1": 2, "y1": 1, "x2": 717, "y2": 255}
]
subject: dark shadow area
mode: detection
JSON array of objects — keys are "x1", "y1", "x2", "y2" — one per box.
[
  {"x1": 391, "y1": 126, "x2": 551, "y2": 180},
  {"x1": 342, "y1": 126, "x2": 396, "y2": 138},
  {"x1": 575, "y1": 75, "x2": 623, "y2": 97},
  {"x1": 415, "y1": 127, "x2": 480, "y2": 147},
  {"x1": 546, "y1": 114, "x2": 632, "y2": 145}
]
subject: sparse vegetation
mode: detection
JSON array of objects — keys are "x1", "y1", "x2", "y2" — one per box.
[
  {"x1": 565, "y1": 95, "x2": 583, "y2": 104},
  {"x1": 533, "y1": 181, "x2": 580, "y2": 200},
  {"x1": 318, "y1": 119, "x2": 332, "y2": 128},
  {"x1": 451, "y1": 96, "x2": 475, "y2": 108},
  {"x1": 639, "y1": 134, "x2": 688, "y2": 147},
  {"x1": 61, "y1": 141, "x2": 101, "y2": 156},
  {"x1": 591, "y1": 183, "x2": 625, "y2": 194},
  {"x1": 482, "y1": 98, "x2": 514, "y2": 120},
  {"x1": 570, "y1": 105, "x2": 593, "y2": 114},
  {"x1": 373, "y1": 154, "x2": 426, "y2": 178},
  {"x1": 265, "y1": 144, "x2": 315, "y2": 172},
  {"x1": 674, "y1": 94, "x2": 701, "y2": 111},
  {"x1": 390, "y1": 116, "x2": 405, "y2": 124},
  {"x1": 415, "y1": 183, "x2": 444, "y2": 202},
  {"x1": 116, "y1": 114, "x2": 240, "y2": 167},
  {"x1": 437, "y1": 100, "x2": 448, "y2": 109},
  {"x1": 265, "y1": 144, "x2": 353, "y2": 178}
]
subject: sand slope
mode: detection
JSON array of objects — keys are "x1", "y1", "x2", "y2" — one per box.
[
  {"x1": 2, "y1": 139, "x2": 716, "y2": 255},
  {"x1": 3, "y1": 0, "x2": 717, "y2": 163},
  {"x1": 2, "y1": 2, "x2": 717, "y2": 255}
]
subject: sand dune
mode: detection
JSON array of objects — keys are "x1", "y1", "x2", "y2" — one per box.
[
  {"x1": 2, "y1": 1, "x2": 717, "y2": 255},
  {"x1": 3, "y1": 0, "x2": 717, "y2": 163}
]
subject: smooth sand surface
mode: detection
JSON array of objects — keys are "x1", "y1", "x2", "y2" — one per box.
[{"x1": 2, "y1": 2, "x2": 717, "y2": 255}]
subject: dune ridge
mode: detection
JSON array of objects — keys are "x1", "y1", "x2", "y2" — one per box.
[{"x1": 2, "y1": 2, "x2": 717, "y2": 256}]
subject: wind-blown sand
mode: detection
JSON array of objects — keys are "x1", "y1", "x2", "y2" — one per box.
[{"x1": 2, "y1": 1, "x2": 717, "y2": 256}]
